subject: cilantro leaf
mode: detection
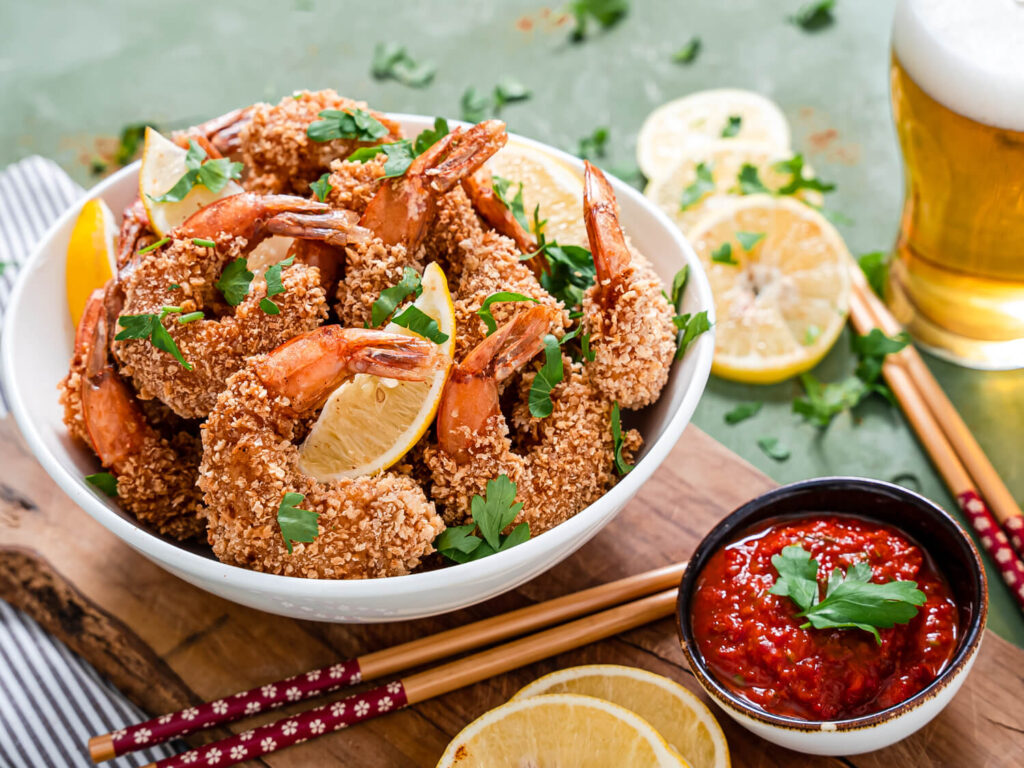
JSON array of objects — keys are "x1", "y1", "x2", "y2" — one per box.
[
  {"x1": 734, "y1": 163, "x2": 770, "y2": 195},
  {"x1": 434, "y1": 524, "x2": 483, "y2": 560},
  {"x1": 569, "y1": 0, "x2": 629, "y2": 41},
  {"x1": 793, "y1": 373, "x2": 867, "y2": 427},
  {"x1": 577, "y1": 126, "x2": 609, "y2": 161},
  {"x1": 148, "y1": 140, "x2": 242, "y2": 203},
  {"x1": 461, "y1": 87, "x2": 490, "y2": 123},
  {"x1": 115, "y1": 312, "x2": 193, "y2": 370},
  {"x1": 85, "y1": 472, "x2": 118, "y2": 497},
  {"x1": 680, "y1": 161, "x2": 715, "y2": 211},
  {"x1": 277, "y1": 492, "x2": 319, "y2": 554},
  {"x1": 724, "y1": 401, "x2": 762, "y2": 424},
  {"x1": 216, "y1": 258, "x2": 255, "y2": 307},
  {"x1": 610, "y1": 402, "x2": 633, "y2": 475},
  {"x1": 309, "y1": 173, "x2": 332, "y2": 202},
  {"x1": 790, "y1": 0, "x2": 836, "y2": 32},
  {"x1": 348, "y1": 119, "x2": 448, "y2": 179},
  {"x1": 673, "y1": 310, "x2": 711, "y2": 360},
  {"x1": 196, "y1": 157, "x2": 244, "y2": 194},
  {"x1": 768, "y1": 545, "x2": 821, "y2": 612},
  {"x1": 721, "y1": 115, "x2": 742, "y2": 138},
  {"x1": 711, "y1": 243, "x2": 737, "y2": 265},
  {"x1": 858, "y1": 251, "x2": 890, "y2": 298},
  {"x1": 307, "y1": 109, "x2": 389, "y2": 143},
  {"x1": 581, "y1": 332, "x2": 595, "y2": 362},
  {"x1": 259, "y1": 254, "x2": 295, "y2": 315},
  {"x1": 670, "y1": 265, "x2": 689, "y2": 309},
  {"x1": 413, "y1": 117, "x2": 449, "y2": 155},
  {"x1": 672, "y1": 36, "x2": 701, "y2": 64},
  {"x1": 757, "y1": 436, "x2": 790, "y2": 461},
  {"x1": 852, "y1": 329, "x2": 910, "y2": 385},
  {"x1": 371, "y1": 42, "x2": 436, "y2": 88},
  {"x1": 538, "y1": 243, "x2": 596, "y2": 309},
  {"x1": 528, "y1": 334, "x2": 564, "y2": 419},
  {"x1": 436, "y1": 474, "x2": 529, "y2": 563},
  {"x1": 736, "y1": 231, "x2": 765, "y2": 251},
  {"x1": 477, "y1": 292, "x2": 540, "y2": 335},
  {"x1": 774, "y1": 154, "x2": 835, "y2": 195},
  {"x1": 371, "y1": 267, "x2": 422, "y2": 326},
  {"x1": 114, "y1": 122, "x2": 154, "y2": 167},
  {"x1": 391, "y1": 305, "x2": 449, "y2": 344},
  {"x1": 491, "y1": 175, "x2": 530, "y2": 232},
  {"x1": 259, "y1": 298, "x2": 280, "y2": 315},
  {"x1": 494, "y1": 78, "x2": 531, "y2": 110}
]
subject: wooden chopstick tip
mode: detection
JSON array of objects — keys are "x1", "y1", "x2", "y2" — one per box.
[{"x1": 88, "y1": 733, "x2": 115, "y2": 763}]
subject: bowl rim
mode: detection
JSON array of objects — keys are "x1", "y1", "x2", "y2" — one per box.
[
  {"x1": 675, "y1": 476, "x2": 988, "y2": 732},
  {"x1": 0, "y1": 113, "x2": 716, "y2": 599}
]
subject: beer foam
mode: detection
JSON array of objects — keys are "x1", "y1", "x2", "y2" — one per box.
[{"x1": 893, "y1": 0, "x2": 1024, "y2": 131}]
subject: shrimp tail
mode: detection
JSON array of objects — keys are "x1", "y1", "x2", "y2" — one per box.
[
  {"x1": 462, "y1": 170, "x2": 545, "y2": 279},
  {"x1": 176, "y1": 193, "x2": 328, "y2": 243},
  {"x1": 268, "y1": 208, "x2": 368, "y2": 247},
  {"x1": 583, "y1": 161, "x2": 631, "y2": 307}
]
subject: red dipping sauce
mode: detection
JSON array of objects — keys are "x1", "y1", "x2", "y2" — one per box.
[{"x1": 691, "y1": 515, "x2": 959, "y2": 721}]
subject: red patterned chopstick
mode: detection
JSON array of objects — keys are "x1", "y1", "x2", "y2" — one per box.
[{"x1": 957, "y1": 491, "x2": 1024, "y2": 609}]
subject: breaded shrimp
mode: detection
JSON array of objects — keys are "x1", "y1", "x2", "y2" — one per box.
[
  {"x1": 581, "y1": 162, "x2": 677, "y2": 409},
  {"x1": 199, "y1": 326, "x2": 449, "y2": 579},
  {"x1": 425, "y1": 306, "x2": 638, "y2": 533},
  {"x1": 113, "y1": 193, "x2": 362, "y2": 418},
  {"x1": 59, "y1": 287, "x2": 205, "y2": 541}
]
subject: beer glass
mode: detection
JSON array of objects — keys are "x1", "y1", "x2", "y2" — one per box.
[{"x1": 889, "y1": 0, "x2": 1024, "y2": 369}]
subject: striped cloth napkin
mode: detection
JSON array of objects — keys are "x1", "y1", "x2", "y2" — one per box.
[{"x1": 0, "y1": 157, "x2": 181, "y2": 767}]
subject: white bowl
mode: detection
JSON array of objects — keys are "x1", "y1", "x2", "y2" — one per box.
[{"x1": 1, "y1": 115, "x2": 714, "y2": 622}]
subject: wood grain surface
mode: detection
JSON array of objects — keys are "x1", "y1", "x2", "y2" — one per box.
[{"x1": 0, "y1": 418, "x2": 1021, "y2": 766}]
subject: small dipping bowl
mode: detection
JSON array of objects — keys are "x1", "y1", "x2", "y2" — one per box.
[{"x1": 676, "y1": 477, "x2": 987, "y2": 755}]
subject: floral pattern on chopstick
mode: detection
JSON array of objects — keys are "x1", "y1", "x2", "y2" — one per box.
[{"x1": 958, "y1": 490, "x2": 1024, "y2": 608}]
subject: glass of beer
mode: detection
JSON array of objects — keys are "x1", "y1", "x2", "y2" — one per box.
[{"x1": 889, "y1": 0, "x2": 1024, "y2": 369}]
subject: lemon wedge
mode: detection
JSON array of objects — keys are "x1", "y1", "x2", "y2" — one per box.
[
  {"x1": 483, "y1": 140, "x2": 587, "y2": 247},
  {"x1": 65, "y1": 199, "x2": 116, "y2": 327},
  {"x1": 637, "y1": 89, "x2": 791, "y2": 180},
  {"x1": 645, "y1": 140, "x2": 823, "y2": 235},
  {"x1": 139, "y1": 127, "x2": 244, "y2": 237},
  {"x1": 298, "y1": 262, "x2": 454, "y2": 481},
  {"x1": 513, "y1": 665, "x2": 729, "y2": 768},
  {"x1": 436, "y1": 693, "x2": 688, "y2": 768},
  {"x1": 688, "y1": 195, "x2": 851, "y2": 384}
]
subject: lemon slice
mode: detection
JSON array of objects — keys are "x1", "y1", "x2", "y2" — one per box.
[
  {"x1": 246, "y1": 236, "x2": 294, "y2": 274},
  {"x1": 688, "y1": 195, "x2": 851, "y2": 384},
  {"x1": 483, "y1": 140, "x2": 587, "y2": 247},
  {"x1": 298, "y1": 262, "x2": 454, "y2": 480},
  {"x1": 139, "y1": 127, "x2": 244, "y2": 237},
  {"x1": 513, "y1": 666, "x2": 729, "y2": 768},
  {"x1": 645, "y1": 140, "x2": 823, "y2": 236},
  {"x1": 637, "y1": 89, "x2": 791, "y2": 180},
  {"x1": 66, "y1": 199, "x2": 116, "y2": 327},
  {"x1": 436, "y1": 694, "x2": 688, "y2": 767}
]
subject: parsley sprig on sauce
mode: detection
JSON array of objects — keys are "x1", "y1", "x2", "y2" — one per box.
[
  {"x1": 148, "y1": 140, "x2": 243, "y2": 204},
  {"x1": 770, "y1": 544, "x2": 925, "y2": 643},
  {"x1": 435, "y1": 474, "x2": 530, "y2": 563}
]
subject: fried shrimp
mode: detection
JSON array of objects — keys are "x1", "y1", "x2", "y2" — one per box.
[
  {"x1": 581, "y1": 162, "x2": 677, "y2": 409},
  {"x1": 59, "y1": 287, "x2": 205, "y2": 541},
  {"x1": 425, "y1": 305, "x2": 637, "y2": 533},
  {"x1": 113, "y1": 193, "x2": 364, "y2": 418},
  {"x1": 199, "y1": 326, "x2": 449, "y2": 578}
]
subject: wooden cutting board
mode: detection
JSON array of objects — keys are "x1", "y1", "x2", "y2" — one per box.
[{"x1": 1, "y1": 417, "x2": 1021, "y2": 767}]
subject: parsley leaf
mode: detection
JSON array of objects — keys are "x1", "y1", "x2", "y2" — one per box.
[
  {"x1": 307, "y1": 108, "x2": 389, "y2": 143},
  {"x1": 851, "y1": 329, "x2": 910, "y2": 385},
  {"x1": 538, "y1": 243, "x2": 596, "y2": 309},
  {"x1": 724, "y1": 401, "x2": 762, "y2": 424},
  {"x1": 460, "y1": 87, "x2": 490, "y2": 123},
  {"x1": 581, "y1": 332, "x2": 595, "y2": 362},
  {"x1": 773, "y1": 154, "x2": 835, "y2": 195},
  {"x1": 494, "y1": 78, "x2": 531, "y2": 110},
  {"x1": 85, "y1": 472, "x2": 118, "y2": 497},
  {"x1": 216, "y1": 258, "x2": 255, "y2": 307},
  {"x1": 477, "y1": 292, "x2": 540, "y2": 335},
  {"x1": 711, "y1": 243, "x2": 737, "y2": 265},
  {"x1": 309, "y1": 173, "x2": 332, "y2": 202},
  {"x1": 277, "y1": 492, "x2": 319, "y2": 554},
  {"x1": 736, "y1": 231, "x2": 765, "y2": 251},
  {"x1": 259, "y1": 255, "x2": 295, "y2": 315},
  {"x1": 391, "y1": 305, "x2": 449, "y2": 344},
  {"x1": 577, "y1": 126, "x2": 609, "y2": 161},
  {"x1": 769, "y1": 545, "x2": 820, "y2": 612},
  {"x1": 858, "y1": 250, "x2": 890, "y2": 298},
  {"x1": 670, "y1": 265, "x2": 689, "y2": 309},
  {"x1": 673, "y1": 310, "x2": 712, "y2": 360},
  {"x1": 436, "y1": 474, "x2": 529, "y2": 563},
  {"x1": 491, "y1": 175, "x2": 531, "y2": 232},
  {"x1": 371, "y1": 267, "x2": 422, "y2": 326},
  {"x1": 114, "y1": 122, "x2": 154, "y2": 167},
  {"x1": 371, "y1": 42, "x2": 436, "y2": 88},
  {"x1": 680, "y1": 161, "x2": 715, "y2": 211},
  {"x1": 721, "y1": 115, "x2": 742, "y2": 138},
  {"x1": 734, "y1": 163, "x2": 770, "y2": 195},
  {"x1": 568, "y1": 0, "x2": 629, "y2": 41},
  {"x1": 757, "y1": 436, "x2": 790, "y2": 461},
  {"x1": 413, "y1": 117, "x2": 449, "y2": 155},
  {"x1": 148, "y1": 140, "x2": 243, "y2": 203},
  {"x1": 528, "y1": 334, "x2": 564, "y2": 418},
  {"x1": 673, "y1": 36, "x2": 701, "y2": 64},
  {"x1": 115, "y1": 311, "x2": 193, "y2": 370},
  {"x1": 347, "y1": 140, "x2": 416, "y2": 178},
  {"x1": 790, "y1": 0, "x2": 836, "y2": 32},
  {"x1": 610, "y1": 402, "x2": 633, "y2": 475}
]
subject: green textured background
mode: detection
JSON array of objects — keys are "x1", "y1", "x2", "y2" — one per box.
[{"x1": 2, "y1": 0, "x2": 1022, "y2": 646}]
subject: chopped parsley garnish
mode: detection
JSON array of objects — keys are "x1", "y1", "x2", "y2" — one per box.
[
  {"x1": 391, "y1": 305, "x2": 449, "y2": 344},
  {"x1": 736, "y1": 231, "x2": 765, "y2": 251},
  {"x1": 680, "y1": 161, "x2": 715, "y2": 211},
  {"x1": 307, "y1": 108, "x2": 389, "y2": 143},
  {"x1": 460, "y1": 87, "x2": 491, "y2": 123},
  {"x1": 734, "y1": 163, "x2": 770, "y2": 195},
  {"x1": 673, "y1": 310, "x2": 712, "y2": 360},
  {"x1": 757, "y1": 436, "x2": 790, "y2": 461},
  {"x1": 168, "y1": 283, "x2": 181, "y2": 291},
  {"x1": 710, "y1": 243, "x2": 737, "y2": 265},
  {"x1": 215, "y1": 258, "x2": 255, "y2": 307},
  {"x1": 371, "y1": 267, "x2": 423, "y2": 327},
  {"x1": 580, "y1": 332, "x2": 595, "y2": 362},
  {"x1": 435, "y1": 474, "x2": 530, "y2": 563},
  {"x1": 528, "y1": 334, "x2": 564, "y2": 418},
  {"x1": 115, "y1": 308, "x2": 193, "y2": 370},
  {"x1": 309, "y1": 173, "x2": 333, "y2": 202},
  {"x1": 724, "y1": 401, "x2": 762, "y2": 424},
  {"x1": 178, "y1": 311, "x2": 203, "y2": 324},
  {"x1": 858, "y1": 250, "x2": 890, "y2": 298},
  {"x1": 477, "y1": 292, "x2": 540, "y2": 335},
  {"x1": 277, "y1": 492, "x2": 319, "y2": 554},
  {"x1": 260, "y1": 254, "x2": 295, "y2": 315},
  {"x1": 414, "y1": 117, "x2": 450, "y2": 154},
  {"x1": 670, "y1": 265, "x2": 689, "y2": 309},
  {"x1": 147, "y1": 140, "x2": 243, "y2": 204},
  {"x1": 774, "y1": 154, "x2": 835, "y2": 195},
  {"x1": 85, "y1": 472, "x2": 118, "y2": 497},
  {"x1": 494, "y1": 78, "x2": 532, "y2": 110},
  {"x1": 568, "y1": 0, "x2": 629, "y2": 41},
  {"x1": 347, "y1": 118, "x2": 449, "y2": 178},
  {"x1": 114, "y1": 123, "x2": 154, "y2": 167},
  {"x1": 462, "y1": 82, "x2": 532, "y2": 123},
  {"x1": 138, "y1": 237, "x2": 169, "y2": 255},
  {"x1": 769, "y1": 544, "x2": 926, "y2": 643},
  {"x1": 610, "y1": 402, "x2": 633, "y2": 475},
  {"x1": 851, "y1": 328, "x2": 911, "y2": 385},
  {"x1": 192, "y1": 238, "x2": 215, "y2": 248},
  {"x1": 538, "y1": 243, "x2": 596, "y2": 309},
  {"x1": 790, "y1": 0, "x2": 836, "y2": 32},
  {"x1": 491, "y1": 175, "x2": 530, "y2": 232},
  {"x1": 577, "y1": 126, "x2": 609, "y2": 161},
  {"x1": 721, "y1": 115, "x2": 742, "y2": 138},
  {"x1": 672, "y1": 36, "x2": 701, "y2": 64},
  {"x1": 371, "y1": 42, "x2": 436, "y2": 88}
]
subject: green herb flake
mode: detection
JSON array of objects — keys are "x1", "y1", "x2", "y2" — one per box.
[
  {"x1": 610, "y1": 402, "x2": 633, "y2": 475},
  {"x1": 736, "y1": 231, "x2": 765, "y2": 251},
  {"x1": 147, "y1": 140, "x2": 243, "y2": 204},
  {"x1": 309, "y1": 173, "x2": 333, "y2": 202},
  {"x1": 528, "y1": 334, "x2": 564, "y2": 419},
  {"x1": 138, "y1": 237, "x2": 170, "y2": 255},
  {"x1": 724, "y1": 401, "x2": 763, "y2": 425},
  {"x1": 858, "y1": 251, "x2": 890, "y2": 298},
  {"x1": 307, "y1": 108, "x2": 389, "y2": 143},
  {"x1": 673, "y1": 310, "x2": 712, "y2": 359},
  {"x1": 494, "y1": 78, "x2": 531, "y2": 110},
  {"x1": 477, "y1": 292, "x2": 540, "y2": 335},
  {"x1": 538, "y1": 243, "x2": 596, "y2": 309},
  {"x1": 734, "y1": 163, "x2": 770, "y2": 195},
  {"x1": 790, "y1": 0, "x2": 836, "y2": 32},
  {"x1": 85, "y1": 472, "x2": 118, "y2": 497},
  {"x1": 371, "y1": 42, "x2": 436, "y2": 88},
  {"x1": 114, "y1": 123, "x2": 155, "y2": 167},
  {"x1": 721, "y1": 115, "x2": 742, "y2": 138},
  {"x1": 461, "y1": 87, "x2": 491, "y2": 123},
  {"x1": 577, "y1": 126, "x2": 609, "y2": 161},
  {"x1": 757, "y1": 436, "x2": 790, "y2": 461},
  {"x1": 581, "y1": 332, "x2": 595, "y2": 362},
  {"x1": 177, "y1": 311, "x2": 204, "y2": 324},
  {"x1": 569, "y1": 0, "x2": 629, "y2": 41},
  {"x1": 436, "y1": 474, "x2": 529, "y2": 563},
  {"x1": 413, "y1": 117, "x2": 449, "y2": 154},
  {"x1": 711, "y1": 243, "x2": 738, "y2": 265},
  {"x1": 774, "y1": 154, "x2": 835, "y2": 195},
  {"x1": 371, "y1": 267, "x2": 423, "y2": 327},
  {"x1": 492, "y1": 175, "x2": 530, "y2": 232},
  {"x1": 391, "y1": 304, "x2": 449, "y2": 344},
  {"x1": 259, "y1": 254, "x2": 296, "y2": 315},
  {"x1": 216, "y1": 258, "x2": 255, "y2": 307},
  {"x1": 168, "y1": 283, "x2": 181, "y2": 291},
  {"x1": 670, "y1": 265, "x2": 689, "y2": 309},
  {"x1": 277, "y1": 492, "x2": 319, "y2": 554},
  {"x1": 672, "y1": 36, "x2": 701, "y2": 64},
  {"x1": 192, "y1": 238, "x2": 216, "y2": 248},
  {"x1": 680, "y1": 161, "x2": 715, "y2": 211},
  {"x1": 115, "y1": 313, "x2": 193, "y2": 371}
]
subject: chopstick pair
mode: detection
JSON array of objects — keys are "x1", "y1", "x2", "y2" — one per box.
[
  {"x1": 847, "y1": 270, "x2": 1024, "y2": 612},
  {"x1": 89, "y1": 562, "x2": 687, "y2": 766}
]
